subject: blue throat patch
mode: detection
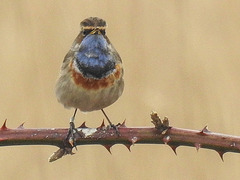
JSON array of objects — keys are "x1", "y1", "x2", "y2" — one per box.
[{"x1": 75, "y1": 34, "x2": 115, "y2": 79}]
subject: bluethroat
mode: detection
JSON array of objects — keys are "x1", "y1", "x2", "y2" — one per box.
[{"x1": 55, "y1": 17, "x2": 124, "y2": 145}]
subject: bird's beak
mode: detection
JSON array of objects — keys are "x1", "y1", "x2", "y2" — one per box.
[{"x1": 90, "y1": 28, "x2": 101, "y2": 35}]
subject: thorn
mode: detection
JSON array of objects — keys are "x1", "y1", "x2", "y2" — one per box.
[
  {"x1": 169, "y1": 145, "x2": 178, "y2": 155},
  {"x1": 194, "y1": 143, "x2": 201, "y2": 151},
  {"x1": 120, "y1": 119, "x2": 126, "y2": 127},
  {"x1": 1, "y1": 119, "x2": 8, "y2": 130},
  {"x1": 199, "y1": 125, "x2": 210, "y2": 135},
  {"x1": 17, "y1": 122, "x2": 25, "y2": 129},
  {"x1": 124, "y1": 144, "x2": 131, "y2": 152},
  {"x1": 217, "y1": 151, "x2": 225, "y2": 162},
  {"x1": 78, "y1": 122, "x2": 87, "y2": 128},
  {"x1": 103, "y1": 144, "x2": 113, "y2": 154},
  {"x1": 97, "y1": 120, "x2": 105, "y2": 129},
  {"x1": 163, "y1": 135, "x2": 171, "y2": 144}
]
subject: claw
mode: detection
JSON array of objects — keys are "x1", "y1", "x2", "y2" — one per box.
[
  {"x1": 110, "y1": 124, "x2": 120, "y2": 136},
  {"x1": 120, "y1": 119, "x2": 127, "y2": 127},
  {"x1": 65, "y1": 121, "x2": 82, "y2": 148}
]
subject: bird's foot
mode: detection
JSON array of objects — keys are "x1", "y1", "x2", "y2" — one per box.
[
  {"x1": 65, "y1": 121, "x2": 82, "y2": 148},
  {"x1": 109, "y1": 123, "x2": 121, "y2": 136}
]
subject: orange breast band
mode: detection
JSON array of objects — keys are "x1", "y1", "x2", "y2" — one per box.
[{"x1": 70, "y1": 61, "x2": 122, "y2": 90}]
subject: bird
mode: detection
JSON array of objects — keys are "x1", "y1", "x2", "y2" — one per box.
[{"x1": 55, "y1": 17, "x2": 124, "y2": 145}]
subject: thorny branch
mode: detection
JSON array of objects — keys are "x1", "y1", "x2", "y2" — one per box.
[{"x1": 0, "y1": 111, "x2": 240, "y2": 162}]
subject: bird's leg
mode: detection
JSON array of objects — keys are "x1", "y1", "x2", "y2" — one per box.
[
  {"x1": 101, "y1": 109, "x2": 120, "y2": 136},
  {"x1": 65, "y1": 108, "x2": 80, "y2": 147}
]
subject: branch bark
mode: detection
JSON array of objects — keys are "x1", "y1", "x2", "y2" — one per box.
[{"x1": 0, "y1": 112, "x2": 240, "y2": 162}]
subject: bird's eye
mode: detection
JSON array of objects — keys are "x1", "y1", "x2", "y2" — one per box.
[
  {"x1": 82, "y1": 29, "x2": 92, "y2": 36},
  {"x1": 100, "y1": 30, "x2": 106, "y2": 35}
]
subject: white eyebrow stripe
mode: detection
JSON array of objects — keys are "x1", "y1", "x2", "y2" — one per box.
[{"x1": 82, "y1": 26, "x2": 106, "y2": 30}]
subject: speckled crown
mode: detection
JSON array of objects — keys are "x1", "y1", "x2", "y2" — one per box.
[{"x1": 80, "y1": 17, "x2": 107, "y2": 29}]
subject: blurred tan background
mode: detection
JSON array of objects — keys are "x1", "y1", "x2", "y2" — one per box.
[{"x1": 1, "y1": 0, "x2": 240, "y2": 179}]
